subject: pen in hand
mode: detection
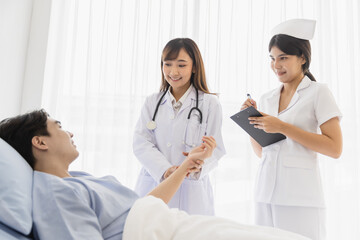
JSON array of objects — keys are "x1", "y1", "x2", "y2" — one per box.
[
  {"x1": 242, "y1": 93, "x2": 257, "y2": 110},
  {"x1": 247, "y1": 93, "x2": 254, "y2": 106},
  {"x1": 247, "y1": 93, "x2": 252, "y2": 101}
]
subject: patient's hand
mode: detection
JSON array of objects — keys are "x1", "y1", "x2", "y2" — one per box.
[
  {"x1": 188, "y1": 136, "x2": 216, "y2": 161},
  {"x1": 147, "y1": 137, "x2": 216, "y2": 204},
  {"x1": 163, "y1": 166, "x2": 178, "y2": 179},
  {"x1": 181, "y1": 136, "x2": 216, "y2": 175}
]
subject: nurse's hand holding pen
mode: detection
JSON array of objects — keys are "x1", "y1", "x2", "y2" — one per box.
[
  {"x1": 241, "y1": 93, "x2": 257, "y2": 110},
  {"x1": 241, "y1": 94, "x2": 284, "y2": 134}
]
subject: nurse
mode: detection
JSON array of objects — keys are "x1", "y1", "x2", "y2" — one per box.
[
  {"x1": 133, "y1": 38, "x2": 226, "y2": 215},
  {"x1": 241, "y1": 19, "x2": 342, "y2": 240}
]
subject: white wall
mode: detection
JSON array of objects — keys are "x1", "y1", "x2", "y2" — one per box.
[
  {"x1": 0, "y1": 0, "x2": 33, "y2": 119},
  {"x1": 0, "y1": 0, "x2": 51, "y2": 120},
  {"x1": 21, "y1": 0, "x2": 51, "y2": 113}
]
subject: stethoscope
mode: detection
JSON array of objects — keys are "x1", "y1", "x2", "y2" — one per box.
[{"x1": 146, "y1": 85, "x2": 203, "y2": 131}]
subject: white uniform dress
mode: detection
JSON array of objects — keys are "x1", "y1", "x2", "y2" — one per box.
[
  {"x1": 133, "y1": 85, "x2": 226, "y2": 215},
  {"x1": 255, "y1": 76, "x2": 342, "y2": 240}
]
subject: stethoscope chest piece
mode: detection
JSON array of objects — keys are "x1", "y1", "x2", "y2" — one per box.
[{"x1": 146, "y1": 120, "x2": 157, "y2": 130}]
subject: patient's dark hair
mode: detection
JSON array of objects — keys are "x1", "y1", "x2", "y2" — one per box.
[
  {"x1": 0, "y1": 109, "x2": 49, "y2": 168},
  {"x1": 269, "y1": 34, "x2": 316, "y2": 82}
]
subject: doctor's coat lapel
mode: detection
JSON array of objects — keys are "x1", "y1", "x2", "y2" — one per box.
[{"x1": 178, "y1": 88, "x2": 202, "y2": 115}]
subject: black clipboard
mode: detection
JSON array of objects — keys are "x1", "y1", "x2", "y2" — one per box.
[{"x1": 230, "y1": 106, "x2": 286, "y2": 147}]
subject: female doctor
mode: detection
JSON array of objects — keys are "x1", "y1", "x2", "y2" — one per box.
[
  {"x1": 241, "y1": 19, "x2": 342, "y2": 240},
  {"x1": 133, "y1": 38, "x2": 226, "y2": 215}
]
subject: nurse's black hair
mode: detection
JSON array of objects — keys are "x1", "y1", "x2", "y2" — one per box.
[
  {"x1": 0, "y1": 109, "x2": 49, "y2": 169},
  {"x1": 269, "y1": 34, "x2": 316, "y2": 82}
]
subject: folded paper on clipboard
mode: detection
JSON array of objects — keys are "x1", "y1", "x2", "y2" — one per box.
[{"x1": 230, "y1": 106, "x2": 286, "y2": 147}]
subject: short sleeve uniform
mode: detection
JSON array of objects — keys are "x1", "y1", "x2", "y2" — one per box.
[{"x1": 256, "y1": 76, "x2": 342, "y2": 207}]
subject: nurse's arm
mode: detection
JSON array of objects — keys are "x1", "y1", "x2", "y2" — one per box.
[
  {"x1": 148, "y1": 137, "x2": 216, "y2": 204},
  {"x1": 278, "y1": 117, "x2": 342, "y2": 158},
  {"x1": 250, "y1": 137, "x2": 262, "y2": 158}
]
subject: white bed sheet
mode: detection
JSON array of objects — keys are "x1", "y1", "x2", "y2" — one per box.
[{"x1": 123, "y1": 196, "x2": 310, "y2": 240}]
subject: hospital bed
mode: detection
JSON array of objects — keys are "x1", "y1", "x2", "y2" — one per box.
[{"x1": 0, "y1": 137, "x2": 309, "y2": 240}]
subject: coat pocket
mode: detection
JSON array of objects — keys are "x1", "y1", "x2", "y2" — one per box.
[{"x1": 184, "y1": 118, "x2": 207, "y2": 149}]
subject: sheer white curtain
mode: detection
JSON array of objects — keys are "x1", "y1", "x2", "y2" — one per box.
[{"x1": 41, "y1": 0, "x2": 360, "y2": 239}]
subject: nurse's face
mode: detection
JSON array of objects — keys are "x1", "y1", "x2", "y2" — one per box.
[
  {"x1": 269, "y1": 46, "x2": 305, "y2": 84},
  {"x1": 162, "y1": 48, "x2": 194, "y2": 94}
]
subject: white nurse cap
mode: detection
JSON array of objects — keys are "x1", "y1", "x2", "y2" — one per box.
[{"x1": 270, "y1": 19, "x2": 316, "y2": 40}]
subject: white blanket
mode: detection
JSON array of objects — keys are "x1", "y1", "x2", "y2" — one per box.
[{"x1": 123, "y1": 196, "x2": 310, "y2": 240}]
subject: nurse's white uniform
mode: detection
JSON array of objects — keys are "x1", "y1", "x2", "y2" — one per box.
[
  {"x1": 255, "y1": 76, "x2": 342, "y2": 240},
  {"x1": 133, "y1": 85, "x2": 226, "y2": 215}
]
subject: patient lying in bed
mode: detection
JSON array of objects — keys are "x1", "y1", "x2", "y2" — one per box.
[{"x1": 0, "y1": 109, "x2": 310, "y2": 240}]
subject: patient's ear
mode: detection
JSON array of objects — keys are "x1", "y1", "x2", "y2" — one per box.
[{"x1": 31, "y1": 136, "x2": 48, "y2": 150}]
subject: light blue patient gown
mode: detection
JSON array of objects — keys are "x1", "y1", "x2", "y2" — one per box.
[{"x1": 32, "y1": 171, "x2": 139, "y2": 240}]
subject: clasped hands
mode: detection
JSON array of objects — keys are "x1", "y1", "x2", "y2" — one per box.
[{"x1": 163, "y1": 136, "x2": 216, "y2": 179}]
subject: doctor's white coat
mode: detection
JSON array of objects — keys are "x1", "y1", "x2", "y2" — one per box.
[{"x1": 133, "y1": 87, "x2": 226, "y2": 215}]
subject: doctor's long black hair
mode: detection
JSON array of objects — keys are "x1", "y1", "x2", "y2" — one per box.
[
  {"x1": 269, "y1": 34, "x2": 316, "y2": 82},
  {"x1": 160, "y1": 38, "x2": 212, "y2": 93}
]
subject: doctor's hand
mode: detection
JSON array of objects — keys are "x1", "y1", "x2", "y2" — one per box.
[
  {"x1": 241, "y1": 98, "x2": 257, "y2": 110},
  {"x1": 182, "y1": 152, "x2": 204, "y2": 177},
  {"x1": 249, "y1": 112, "x2": 285, "y2": 133},
  {"x1": 180, "y1": 136, "x2": 216, "y2": 176},
  {"x1": 163, "y1": 166, "x2": 179, "y2": 179}
]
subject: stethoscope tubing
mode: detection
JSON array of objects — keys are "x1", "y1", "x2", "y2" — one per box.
[
  {"x1": 151, "y1": 85, "x2": 170, "y2": 122},
  {"x1": 148, "y1": 85, "x2": 202, "y2": 130},
  {"x1": 187, "y1": 87, "x2": 202, "y2": 124}
]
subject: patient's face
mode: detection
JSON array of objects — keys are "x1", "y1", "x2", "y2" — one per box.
[{"x1": 44, "y1": 118, "x2": 79, "y2": 164}]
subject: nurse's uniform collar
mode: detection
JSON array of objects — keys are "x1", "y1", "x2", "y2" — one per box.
[
  {"x1": 296, "y1": 75, "x2": 312, "y2": 92},
  {"x1": 272, "y1": 75, "x2": 312, "y2": 97}
]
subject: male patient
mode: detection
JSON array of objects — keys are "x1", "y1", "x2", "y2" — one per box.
[
  {"x1": 0, "y1": 109, "x2": 213, "y2": 239},
  {"x1": 0, "y1": 110, "x2": 310, "y2": 240}
]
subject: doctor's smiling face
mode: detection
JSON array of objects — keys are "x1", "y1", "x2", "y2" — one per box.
[
  {"x1": 162, "y1": 48, "x2": 194, "y2": 98},
  {"x1": 269, "y1": 46, "x2": 305, "y2": 84},
  {"x1": 160, "y1": 38, "x2": 210, "y2": 98}
]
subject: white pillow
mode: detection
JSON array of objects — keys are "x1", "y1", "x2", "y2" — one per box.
[{"x1": 0, "y1": 138, "x2": 33, "y2": 235}]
